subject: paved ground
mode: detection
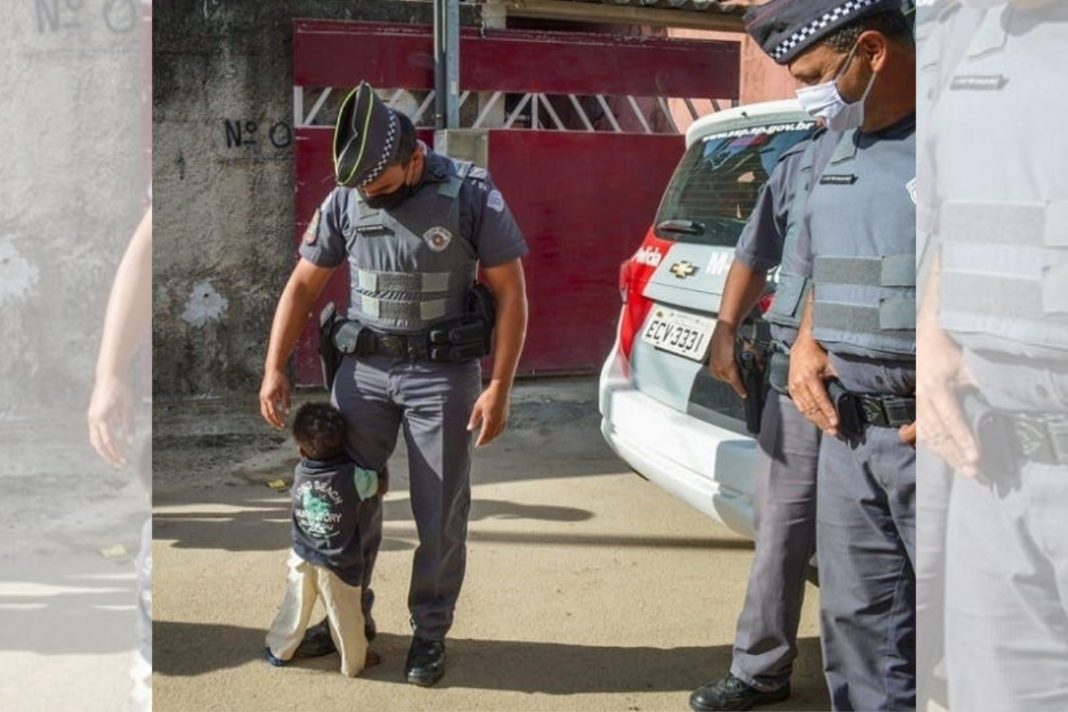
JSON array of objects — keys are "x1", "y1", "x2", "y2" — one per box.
[
  {"x1": 0, "y1": 415, "x2": 148, "y2": 712},
  {"x1": 153, "y1": 378, "x2": 829, "y2": 712}
]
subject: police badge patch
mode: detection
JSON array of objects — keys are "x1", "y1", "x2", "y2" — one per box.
[
  {"x1": 486, "y1": 189, "x2": 505, "y2": 213},
  {"x1": 423, "y1": 226, "x2": 453, "y2": 252},
  {"x1": 303, "y1": 209, "x2": 321, "y2": 244},
  {"x1": 906, "y1": 178, "x2": 917, "y2": 205}
]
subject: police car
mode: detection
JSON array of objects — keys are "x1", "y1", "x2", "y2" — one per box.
[{"x1": 599, "y1": 101, "x2": 815, "y2": 539}]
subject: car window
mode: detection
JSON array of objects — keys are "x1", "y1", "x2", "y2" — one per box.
[{"x1": 655, "y1": 120, "x2": 816, "y2": 246}]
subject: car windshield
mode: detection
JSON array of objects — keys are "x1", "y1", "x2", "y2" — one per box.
[{"x1": 655, "y1": 120, "x2": 816, "y2": 246}]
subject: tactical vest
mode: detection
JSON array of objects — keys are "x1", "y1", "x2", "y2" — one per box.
[
  {"x1": 938, "y1": 200, "x2": 1068, "y2": 356},
  {"x1": 807, "y1": 127, "x2": 917, "y2": 359},
  {"x1": 344, "y1": 160, "x2": 479, "y2": 334},
  {"x1": 765, "y1": 129, "x2": 839, "y2": 340},
  {"x1": 931, "y1": 10, "x2": 1068, "y2": 359}
]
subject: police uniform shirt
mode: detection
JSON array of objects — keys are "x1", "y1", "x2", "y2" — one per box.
[
  {"x1": 931, "y1": 3, "x2": 1068, "y2": 411},
  {"x1": 736, "y1": 128, "x2": 842, "y2": 346},
  {"x1": 802, "y1": 114, "x2": 917, "y2": 395},
  {"x1": 734, "y1": 139, "x2": 812, "y2": 275},
  {"x1": 300, "y1": 149, "x2": 529, "y2": 275}
]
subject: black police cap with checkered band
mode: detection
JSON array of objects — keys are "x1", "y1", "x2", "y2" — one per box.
[
  {"x1": 333, "y1": 81, "x2": 402, "y2": 188},
  {"x1": 745, "y1": 0, "x2": 904, "y2": 65}
]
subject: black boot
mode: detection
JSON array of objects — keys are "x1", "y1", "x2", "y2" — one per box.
[
  {"x1": 404, "y1": 636, "x2": 446, "y2": 687},
  {"x1": 292, "y1": 613, "x2": 377, "y2": 658},
  {"x1": 689, "y1": 673, "x2": 790, "y2": 711}
]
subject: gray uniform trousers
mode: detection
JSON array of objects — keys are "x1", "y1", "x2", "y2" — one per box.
[
  {"x1": 818, "y1": 425, "x2": 916, "y2": 711},
  {"x1": 943, "y1": 357, "x2": 1068, "y2": 711},
  {"x1": 730, "y1": 390, "x2": 820, "y2": 691},
  {"x1": 332, "y1": 353, "x2": 481, "y2": 640}
]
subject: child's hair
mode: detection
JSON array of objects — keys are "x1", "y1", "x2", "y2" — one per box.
[{"x1": 292, "y1": 402, "x2": 348, "y2": 460}]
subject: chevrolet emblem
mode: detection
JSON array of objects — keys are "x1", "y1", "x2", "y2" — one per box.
[{"x1": 670, "y1": 261, "x2": 697, "y2": 279}]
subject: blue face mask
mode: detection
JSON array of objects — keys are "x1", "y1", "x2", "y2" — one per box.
[{"x1": 795, "y1": 41, "x2": 878, "y2": 132}]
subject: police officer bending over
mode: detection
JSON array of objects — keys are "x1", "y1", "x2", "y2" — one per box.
[
  {"x1": 258, "y1": 82, "x2": 529, "y2": 687},
  {"x1": 748, "y1": 1, "x2": 918, "y2": 710}
]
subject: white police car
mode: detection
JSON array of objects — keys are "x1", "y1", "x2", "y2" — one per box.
[{"x1": 599, "y1": 100, "x2": 815, "y2": 539}]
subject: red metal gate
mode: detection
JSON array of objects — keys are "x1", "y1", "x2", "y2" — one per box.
[{"x1": 293, "y1": 19, "x2": 739, "y2": 384}]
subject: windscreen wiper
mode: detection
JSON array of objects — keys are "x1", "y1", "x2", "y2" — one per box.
[{"x1": 655, "y1": 219, "x2": 704, "y2": 236}]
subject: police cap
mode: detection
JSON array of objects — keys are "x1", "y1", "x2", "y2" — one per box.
[
  {"x1": 745, "y1": 0, "x2": 905, "y2": 65},
  {"x1": 333, "y1": 81, "x2": 402, "y2": 188}
]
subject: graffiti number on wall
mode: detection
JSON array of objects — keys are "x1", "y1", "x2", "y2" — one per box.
[
  {"x1": 224, "y1": 119, "x2": 293, "y2": 150},
  {"x1": 35, "y1": 0, "x2": 139, "y2": 35}
]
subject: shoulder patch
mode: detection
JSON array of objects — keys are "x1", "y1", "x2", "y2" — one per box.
[
  {"x1": 303, "y1": 209, "x2": 321, "y2": 244},
  {"x1": 486, "y1": 190, "x2": 505, "y2": 213}
]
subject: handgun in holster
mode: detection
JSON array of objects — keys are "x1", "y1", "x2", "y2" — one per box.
[
  {"x1": 426, "y1": 282, "x2": 497, "y2": 363},
  {"x1": 959, "y1": 388, "x2": 1022, "y2": 494},
  {"x1": 826, "y1": 380, "x2": 865, "y2": 440},
  {"x1": 735, "y1": 337, "x2": 771, "y2": 435},
  {"x1": 318, "y1": 302, "x2": 341, "y2": 390}
]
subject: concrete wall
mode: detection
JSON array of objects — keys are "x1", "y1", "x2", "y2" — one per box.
[
  {"x1": 1, "y1": 0, "x2": 149, "y2": 420},
  {"x1": 152, "y1": 0, "x2": 782, "y2": 399},
  {"x1": 152, "y1": 0, "x2": 479, "y2": 397}
]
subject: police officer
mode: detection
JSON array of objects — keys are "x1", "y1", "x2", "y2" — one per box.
[
  {"x1": 693, "y1": 127, "x2": 839, "y2": 711},
  {"x1": 258, "y1": 82, "x2": 529, "y2": 686},
  {"x1": 748, "y1": 2, "x2": 918, "y2": 709},
  {"x1": 918, "y1": 2, "x2": 1068, "y2": 709}
]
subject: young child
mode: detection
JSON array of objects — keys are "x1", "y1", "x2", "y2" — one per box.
[{"x1": 265, "y1": 402, "x2": 381, "y2": 676}]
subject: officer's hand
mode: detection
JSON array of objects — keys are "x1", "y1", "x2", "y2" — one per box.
[
  {"x1": 709, "y1": 322, "x2": 746, "y2": 398},
  {"x1": 788, "y1": 333, "x2": 839, "y2": 436},
  {"x1": 917, "y1": 321, "x2": 978, "y2": 476},
  {"x1": 87, "y1": 374, "x2": 135, "y2": 467},
  {"x1": 468, "y1": 381, "x2": 509, "y2": 448},
  {"x1": 899, "y1": 421, "x2": 917, "y2": 448},
  {"x1": 259, "y1": 368, "x2": 291, "y2": 430}
]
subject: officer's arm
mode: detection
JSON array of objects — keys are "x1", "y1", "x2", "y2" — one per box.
[
  {"x1": 787, "y1": 292, "x2": 839, "y2": 434},
  {"x1": 259, "y1": 259, "x2": 336, "y2": 428},
  {"x1": 480, "y1": 258, "x2": 528, "y2": 390},
  {"x1": 264, "y1": 258, "x2": 337, "y2": 374}
]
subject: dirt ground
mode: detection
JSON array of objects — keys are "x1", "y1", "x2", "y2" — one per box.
[{"x1": 152, "y1": 377, "x2": 829, "y2": 712}]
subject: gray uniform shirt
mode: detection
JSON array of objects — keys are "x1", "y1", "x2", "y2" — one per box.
[
  {"x1": 735, "y1": 128, "x2": 841, "y2": 347},
  {"x1": 299, "y1": 149, "x2": 529, "y2": 296},
  {"x1": 931, "y1": 3, "x2": 1068, "y2": 411},
  {"x1": 801, "y1": 114, "x2": 918, "y2": 395}
]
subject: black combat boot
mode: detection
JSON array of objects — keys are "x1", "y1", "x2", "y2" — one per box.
[
  {"x1": 689, "y1": 673, "x2": 790, "y2": 711},
  {"x1": 404, "y1": 636, "x2": 446, "y2": 686}
]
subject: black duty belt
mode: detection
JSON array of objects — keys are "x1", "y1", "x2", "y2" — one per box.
[{"x1": 962, "y1": 390, "x2": 1068, "y2": 468}]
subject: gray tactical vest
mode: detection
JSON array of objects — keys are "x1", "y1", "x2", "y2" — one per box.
[
  {"x1": 931, "y1": 8, "x2": 1068, "y2": 360},
  {"x1": 765, "y1": 129, "x2": 840, "y2": 346},
  {"x1": 344, "y1": 160, "x2": 479, "y2": 334},
  {"x1": 807, "y1": 124, "x2": 917, "y2": 360},
  {"x1": 938, "y1": 200, "x2": 1068, "y2": 356}
]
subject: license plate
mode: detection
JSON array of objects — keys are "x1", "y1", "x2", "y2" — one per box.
[{"x1": 640, "y1": 308, "x2": 714, "y2": 362}]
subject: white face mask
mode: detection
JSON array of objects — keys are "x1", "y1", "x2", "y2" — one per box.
[{"x1": 795, "y1": 41, "x2": 878, "y2": 132}]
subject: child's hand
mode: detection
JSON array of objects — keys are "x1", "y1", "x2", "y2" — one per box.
[{"x1": 377, "y1": 475, "x2": 389, "y2": 497}]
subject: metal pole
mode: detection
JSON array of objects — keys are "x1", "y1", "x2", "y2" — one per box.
[
  {"x1": 445, "y1": 0, "x2": 460, "y2": 129},
  {"x1": 433, "y1": 0, "x2": 447, "y2": 129}
]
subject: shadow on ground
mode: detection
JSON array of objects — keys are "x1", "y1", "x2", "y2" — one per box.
[{"x1": 156, "y1": 619, "x2": 823, "y2": 706}]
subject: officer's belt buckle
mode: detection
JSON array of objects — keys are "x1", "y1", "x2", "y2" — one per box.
[
  {"x1": 882, "y1": 397, "x2": 916, "y2": 429},
  {"x1": 406, "y1": 338, "x2": 428, "y2": 362},
  {"x1": 1008, "y1": 415, "x2": 1068, "y2": 465}
]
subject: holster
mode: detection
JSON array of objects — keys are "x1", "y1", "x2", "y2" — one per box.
[
  {"x1": 735, "y1": 336, "x2": 771, "y2": 435},
  {"x1": 959, "y1": 389, "x2": 1023, "y2": 494},
  {"x1": 827, "y1": 380, "x2": 866, "y2": 440},
  {"x1": 318, "y1": 302, "x2": 342, "y2": 389}
]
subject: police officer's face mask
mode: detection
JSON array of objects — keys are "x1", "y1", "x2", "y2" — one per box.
[
  {"x1": 359, "y1": 161, "x2": 418, "y2": 210},
  {"x1": 795, "y1": 40, "x2": 879, "y2": 132}
]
